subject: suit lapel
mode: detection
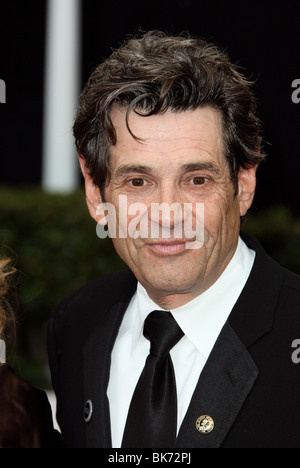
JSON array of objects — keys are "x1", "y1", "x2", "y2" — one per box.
[
  {"x1": 228, "y1": 232, "x2": 283, "y2": 347},
  {"x1": 82, "y1": 271, "x2": 137, "y2": 448},
  {"x1": 82, "y1": 302, "x2": 124, "y2": 447},
  {"x1": 176, "y1": 322, "x2": 258, "y2": 448}
]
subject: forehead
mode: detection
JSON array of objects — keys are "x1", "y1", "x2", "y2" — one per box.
[{"x1": 109, "y1": 106, "x2": 224, "y2": 168}]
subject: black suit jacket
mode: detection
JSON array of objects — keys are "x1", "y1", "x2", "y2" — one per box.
[{"x1": 48, "y1": 233, "x2": 300, "y2": 448}]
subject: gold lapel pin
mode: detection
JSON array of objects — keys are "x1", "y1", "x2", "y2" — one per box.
[{"x1": 196, "y1": 415, "x2": 214, "y2": 434}]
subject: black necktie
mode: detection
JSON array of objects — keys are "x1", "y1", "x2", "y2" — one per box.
[{"x1": 121, "y1": 310, "x2": 184, "y2": 448}]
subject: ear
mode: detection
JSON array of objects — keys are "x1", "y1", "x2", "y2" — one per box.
[
  {"x1": 238, "y1": 164, "x2": 258, "y2": 217},
  {"x1": 79, "y1": 156, "x2": 107, "y2": 225}
]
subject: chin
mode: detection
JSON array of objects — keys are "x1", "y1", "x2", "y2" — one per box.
[{"x1": 144, "y1": 272, "x2": 197, "y2": 295}]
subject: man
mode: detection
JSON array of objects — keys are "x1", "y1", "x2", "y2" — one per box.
[{"x1": 48, "y1": 31, "x2": 300, "y2": 448}]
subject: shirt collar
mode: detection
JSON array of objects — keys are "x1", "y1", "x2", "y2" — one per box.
[
  {"x1": 132, "y1": 283, "x2": 165, "y2": 350},
  {"x1": 0, "y1": 339, "x2": 6, "y2": 363},
  {"x1": 133, "y1": 237, "x2": 255, "y2": 358}
]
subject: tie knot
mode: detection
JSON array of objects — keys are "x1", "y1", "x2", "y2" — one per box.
[{"x1": 143, "y1": 310, "x2": 184, "y2": 357}]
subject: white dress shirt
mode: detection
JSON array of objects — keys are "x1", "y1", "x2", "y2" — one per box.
[
  {"x1": 107, "y1": 237, "x2": 255, "y2": 448},
  {"x1": 0, "y1": 339, "x2": 6, "y2": 363}
]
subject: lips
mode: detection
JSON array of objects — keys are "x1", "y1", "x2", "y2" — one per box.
[{"x1": 145, "y1": 239, "x2": 191, "y2": 256}]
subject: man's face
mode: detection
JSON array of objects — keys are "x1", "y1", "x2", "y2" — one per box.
[{"x1": 83, "y1": 106, "x2": 256, "y2": 308}]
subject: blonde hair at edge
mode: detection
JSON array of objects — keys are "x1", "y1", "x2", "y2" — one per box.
[{"x1": 0, "y1": 258, "x2": 15, "y2": 340}]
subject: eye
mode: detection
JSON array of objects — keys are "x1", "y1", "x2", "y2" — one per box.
[
  {"x1": 129, "y1": 178, "x2": 147, "y2": 187},
  {"x1": 190, "y1": 176, "x2": 207, "y2": 185}
]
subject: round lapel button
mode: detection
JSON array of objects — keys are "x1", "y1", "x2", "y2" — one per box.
[
  {"x1": 196, "y1": 415, "x2": 214, "y2": 434},
  {"x1": 83, "y1": 400, "x2": 93, "y2": 423}
]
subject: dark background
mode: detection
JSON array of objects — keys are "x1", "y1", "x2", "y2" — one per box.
[{"x1": 0, "y1": 0, "x2": 300, "y2": 212}]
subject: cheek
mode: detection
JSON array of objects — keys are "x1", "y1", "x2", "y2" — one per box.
[
  {"x1": 111, "y1": 237, "x2": 132, "y2": 265},
  {"x1": 202, "y1": 196, "x2": 240, "y2": 238},
  {"x1": 201, "y1": 201, "x2": 222, "y2": 233}
]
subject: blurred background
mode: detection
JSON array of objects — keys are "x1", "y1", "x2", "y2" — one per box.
[{"x1": 0, "y1": 0, "x2": 299, "y2": 391}]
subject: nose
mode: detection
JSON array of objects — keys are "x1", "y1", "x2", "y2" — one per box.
[{"x1": 149, "y1": 184, "x2": 184, "y2": 238}]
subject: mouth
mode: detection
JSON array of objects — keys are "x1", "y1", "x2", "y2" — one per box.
[{"x1": 144, "y1": 239, "x2": 192, "y2": 256}]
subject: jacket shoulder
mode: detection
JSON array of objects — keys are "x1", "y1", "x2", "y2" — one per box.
[
  {"x1": 281, "y1": 266, "x2": 300, "y2": 293},
  {"x1": 276, "y1": 267, "x2": 300, "y2": 323},
  {"x1": 50, "y1": 269, "x2": 137, "y2": 327}
]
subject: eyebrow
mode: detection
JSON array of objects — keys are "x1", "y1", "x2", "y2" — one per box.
[
  {"x1": 114, "y1": 165, "x2": 156, "y2": 179},
  {"x1": 181, "y1": 162, "x2": 221, "y2": 176},
  {"x1": 114, "y1": 161, "x2": 221, "y2": 179}
]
